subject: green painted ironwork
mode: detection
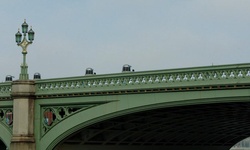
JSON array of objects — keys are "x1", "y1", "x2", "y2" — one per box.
[
  {"x1": 41, "y1": 103, "x2": 107, "y2": 136},
  {"x1": 32, "y1": 63, "x2": 250, "y2": 150},
  {"x1": 38, "y1": 89, "x2": 250, "y2": 150},
  {"x1": 0, "y1": 108, "x2": 13, "y2": 131},
  {"x1": 0, "y1": 101, "x2": 13, "y2": 150},
  {"x1": 0, "y1": 63, "x2": 247, "y2": 100},
  {"x1": 0, "y1": 82, "x2": 11, "y2": 100},
  {"x1": 35, "y1": 63, "x2": 250, "y2": 98}
]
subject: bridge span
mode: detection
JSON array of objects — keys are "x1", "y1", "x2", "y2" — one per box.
[{"x1": 0, "y1": 63, "x2": 250, "y2": 150}]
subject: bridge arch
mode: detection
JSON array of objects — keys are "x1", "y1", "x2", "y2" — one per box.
[
  {"x1": 40, "y1": 89, "x2": 250, "y2": 150},
  {"x1": 0, "y1": 123, "x2": 12, "y2": 149}
]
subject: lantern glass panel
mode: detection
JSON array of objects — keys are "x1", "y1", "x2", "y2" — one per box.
[
  {"x1": 28, "y1": 32, "x2": 34, "y2": 41},
  {"x1": 22, "y1": 21, "x2": 28, "y2": 33},
  {"x1": 15, "y1": 32, "x2": 22, "y2": 43},
  {"x1": 22, "y1": 26, "x2": 28, "y2": 33},
  {"x1": 28, "y1": 29, "x2": 34, "y2": 41}
]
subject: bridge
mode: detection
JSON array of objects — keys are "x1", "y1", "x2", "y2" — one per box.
[{"x1": 0, "y1": 62, "x2": 250, "y2": 150}]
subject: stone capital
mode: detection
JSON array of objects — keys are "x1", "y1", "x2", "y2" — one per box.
[{"x1": 11, "y1": 80, "x2": 35, "y2": 98}]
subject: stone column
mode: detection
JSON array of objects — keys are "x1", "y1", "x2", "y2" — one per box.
[{"x1": 10, "y1": 80, "x2": 35, "y2": 150}]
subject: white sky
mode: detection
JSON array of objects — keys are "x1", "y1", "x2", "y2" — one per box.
[{"x1": 0, "y1": 0, "x2": 250, "y2": 81}]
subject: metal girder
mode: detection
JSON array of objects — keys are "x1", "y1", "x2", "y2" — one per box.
[{"x1": 60, "y1": 102, "x2": 250, "y2": 148}]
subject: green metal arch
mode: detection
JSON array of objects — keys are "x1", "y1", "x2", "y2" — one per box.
[
  {"x1": 0, "y1": 123, "x2": 12, "y2": 149},
  {"x1": 40, "y1": 89, "x2": 250, "y2": 150}
]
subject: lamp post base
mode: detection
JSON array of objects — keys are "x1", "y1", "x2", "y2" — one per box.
[
  {"x1": 19, "y1": 74, "x2": 29, "y2": 80},
  {"x1": 19, "y1": 64, "x2": 29, "y2": 80}
]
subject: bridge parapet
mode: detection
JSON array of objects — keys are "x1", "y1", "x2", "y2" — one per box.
[
  {"x1": 0, "y1": 82, "x2": 11, "y2": 100},
  {"x1": 35, "y1": 63, "x2": 250, "y2": 98}
]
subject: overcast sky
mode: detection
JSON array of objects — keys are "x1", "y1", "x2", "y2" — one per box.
[{"x1": 0, "y1": 0, "x2": 249, "y2": 81}]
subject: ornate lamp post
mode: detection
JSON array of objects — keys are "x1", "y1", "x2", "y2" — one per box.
[{"x1": 15, "y1": 19, "x2": 35, "y2": 80}]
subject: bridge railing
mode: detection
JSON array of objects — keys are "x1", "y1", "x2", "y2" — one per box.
[
  {"x1": 0, "y1": 63, "x2": 249, "y2": 99},
  {"x1": 0, "y1": 82, "x2": 12, "y2": 99},
  {"x1": 35, "y1": 63, "x2": 250, "y2": 97}
]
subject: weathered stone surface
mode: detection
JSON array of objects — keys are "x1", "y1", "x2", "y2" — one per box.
[{"x1": 10, "y1": 80, "x2": 35, "y2": 150}]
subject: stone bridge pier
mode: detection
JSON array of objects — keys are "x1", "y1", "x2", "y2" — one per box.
[{"x1": 10, "y1": 80, "x2": 35, "y2": 150}]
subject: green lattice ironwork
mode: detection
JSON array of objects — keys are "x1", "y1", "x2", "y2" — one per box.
[
  {"x1": 41, "y1": 103, "x2": 108, "y2": 136},
  {"x1": 0, "y1": 108, "x2": 13, "y2": 132},
  {"x1": 0, "y1": 82, "x2": 11, "y2": 100},
  {"x1": 35, "y1": 63, "x2": 250, "y2": 98}
]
